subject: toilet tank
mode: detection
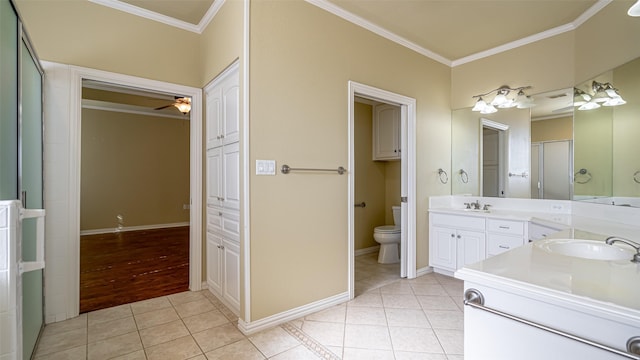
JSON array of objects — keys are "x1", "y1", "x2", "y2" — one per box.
[{"x1": 392, "y1": 206, "x2": 401, "y2": 226}]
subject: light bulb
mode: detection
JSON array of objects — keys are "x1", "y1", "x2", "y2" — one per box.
[{"x1": 472, "y1": 98, "x2": 487, "y2": 112}]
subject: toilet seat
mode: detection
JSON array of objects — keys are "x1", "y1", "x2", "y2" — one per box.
[{"x1": 374, "y1": 225, "x2": 400, "y2": 234}]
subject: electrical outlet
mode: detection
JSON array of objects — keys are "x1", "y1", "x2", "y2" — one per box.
[{"x1": 256, "y1": 160, "x2": 276, "y2": 175}]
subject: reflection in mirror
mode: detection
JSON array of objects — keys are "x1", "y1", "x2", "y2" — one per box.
[
  {"x1": 530, "y1": 88, "x2": 574, "y2": 200},
  {"x1": 573, "y1": 56, "x2": 640, "y2": 207},
  {"x1": 451, "y1": 108, "x2": 530, "y2": 198}
]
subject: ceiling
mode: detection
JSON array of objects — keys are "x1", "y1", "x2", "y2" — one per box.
[{"x1": 93, "y1": 0, "x2": 617, "y2": 65}]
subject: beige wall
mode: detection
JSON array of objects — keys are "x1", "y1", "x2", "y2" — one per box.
[
  {"x1": 354, "y1": 102, "x2": 385, "y2": 251},
  {"x1": 531, "y1": 116, "x2": 573, "y2": 143},
  {"x1": 574, "y1": 1, "x2": 640, "y2": 84},
  {"x1": 80, "y1": 109, "x2": 190, "y2": 230},
  {"x1": 15, "y1": 0, "x2": 202, "y2": 87},
  {"x1": 612, "y1": 57, "x2": 640, "y2": 197},
  {"x1": 200, "y1": 0, "x2": 244, "y2": 86},
  {"x1": 249, "y1": 1, "x2": 450, "y2": 320}
]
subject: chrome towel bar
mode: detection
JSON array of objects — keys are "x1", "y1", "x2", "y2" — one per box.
[
  {"x1": 281, "y1": 164, "x2": 346, "y2": 175},
  {"x1": 463, "y1": 289, "x2": 640, "y2": 359}
]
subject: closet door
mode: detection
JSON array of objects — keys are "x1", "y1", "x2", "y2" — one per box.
[
  {"x1": 19, "y1": 34, "x2": 44, "y2": 360},
  {"x1": 0, "y1": 0, "x2": 18, "y2": 199}
]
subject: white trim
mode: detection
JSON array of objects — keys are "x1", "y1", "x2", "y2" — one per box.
[
  {"x1": 88, "y1": 0, "x2": 226, "y2": 34},
  {"x1": 416, "y1": 266, "x2": 434, "y2": 278},
  {"x1": 82, "y1": 99, "x2": 187, "y2": 120},
  {"x1": 237, "y1": 292, "x2": 349, "y2": 335},
  {"x1": 347, "y1": 81, "x2": 417, "y2": 300},
  {"x1": 355, "y1": 245, "x2": 380, "y2": 257},
  {"x1": 79, "y1": 222, "x2": 190, "y2": 236},
  {"x1": 304, "y1": 0, "x2": 451, "y2": 67},
  {"x1": 242, "y1": 0, "x2": 252, "y2": 325},
  {"x1": 481, "y1": 118, "x2": 509, "y2": 132},
  {"x1": 64, "y1": 64, "x2": 202, "y2": 318}
]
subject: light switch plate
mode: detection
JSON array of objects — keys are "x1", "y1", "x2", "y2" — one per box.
[{"x1": 256, "y1": 160, "x2": 276, "y2": 175}]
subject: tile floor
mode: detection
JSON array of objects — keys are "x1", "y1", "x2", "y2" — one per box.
[{"x1": 33, "y1": 252, "x2": 464, "y2": 359}]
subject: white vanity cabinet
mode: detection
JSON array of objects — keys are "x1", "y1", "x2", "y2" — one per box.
[
  {"x1": 372, "y1": 104, "x2": 400, "y2": 160},
  {"x1": 486, "y1": 218, "x2": 526, "y2": 257},
  {"x1": 429, "y1": 213, "x2": 486, "y2": 274}
]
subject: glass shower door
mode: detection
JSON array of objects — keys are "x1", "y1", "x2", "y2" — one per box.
[{"x1": 19, "y1": 35, "x2": 44, "y2": 359}]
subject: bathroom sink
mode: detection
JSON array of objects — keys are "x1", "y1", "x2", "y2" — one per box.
[{"x1": 534, "y1": 239, "x2": 634, "y2": 261}]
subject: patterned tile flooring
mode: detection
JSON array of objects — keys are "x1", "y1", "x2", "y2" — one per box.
[{"x1": 33, "y1": 252, "x2": 464, "y2": 359}]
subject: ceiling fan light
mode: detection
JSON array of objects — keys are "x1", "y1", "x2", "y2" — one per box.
[{"x1": 174, "y1": 102, "x2": 191, "y2": 114}]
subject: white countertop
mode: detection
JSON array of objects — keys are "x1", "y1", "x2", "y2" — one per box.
[{"x1": 455, "y1": 228, "x2": 640, "y2": 324}]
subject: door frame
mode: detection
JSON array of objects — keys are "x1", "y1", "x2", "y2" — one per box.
[
  {"x1": 347, "y1": 81, "x2": 416, "y2": 298},
  {"x1": 67, "y1": 66, "x2": 202, "y2": 315}
]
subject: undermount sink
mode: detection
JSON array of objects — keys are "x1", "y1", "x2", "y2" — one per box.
[{"x1": 534, "y1": 238, "x2": 634, "y2": 261}]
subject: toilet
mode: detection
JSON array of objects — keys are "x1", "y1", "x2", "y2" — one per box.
[{"x1": 373, "y1": 206, "x2": 401, "y2": 264}]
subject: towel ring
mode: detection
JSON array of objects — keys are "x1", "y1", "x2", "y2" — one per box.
[
  {"x1": 574, "y1": 168, "x2": 592, "y2": 184},
  {"x1": 438, "y1": 168, "x2": 449, "y2": 184},
  {"x1": 459, "y1": 169, "x2": 469, "y2": 184},
  {"x1": 634, "y1": 170, "x2": 640, "y2": 184}
]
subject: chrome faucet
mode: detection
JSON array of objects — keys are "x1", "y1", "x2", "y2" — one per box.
[
  {"x1": 471, "y1": 200, "x2": 481, "y2": 210},
  {"x1": 605, "y1": 236, "x2": 640, "y2": 263}
]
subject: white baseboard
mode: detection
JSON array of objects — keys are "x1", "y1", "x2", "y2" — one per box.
[
  {"x1": 237, "y1": 291, "x2": 350, "y2": 335},
  {"x1": 80, "y1": 222, "x2": 189, "y2": 236},
  {"x1": 355, "y1": 245, "x2": 380, "y2": 257},
  {"x1": 416, "y1": 266, "x2": 433, "y2": 278}
]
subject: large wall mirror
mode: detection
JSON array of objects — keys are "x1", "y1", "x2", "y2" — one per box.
[{"x1": 451, "y1": 55, "x2": 640, "y2": 207}]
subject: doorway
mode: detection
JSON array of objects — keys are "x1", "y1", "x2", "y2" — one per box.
[
  {"x1": 41, "y1": 64, "x2": 203, "y2": 320},
  {"x1": 480, "y1": 119, "x2": 508, "y2": 197},
  {"x1": 78, "y1": 80, "x2": 191, "y2": 312},
  {"x1": 348, "y1": 81, "x2": 416, "y2": 299}
]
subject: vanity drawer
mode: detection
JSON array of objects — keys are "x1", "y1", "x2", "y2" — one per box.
[
  {"x1": 431, "y1": 213, "x2": 485, "y2": 231},
  {"x1": 487, "y1": 219, "x2": 524, "y2": 235},
  {"x1": 487, "y1": 234, "x2": 525, "y2": 256},
  {"x1": 529, "y1": 222, "x2": 562, "y2": 241}
]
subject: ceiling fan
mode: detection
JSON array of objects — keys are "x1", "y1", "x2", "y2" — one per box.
[{"x1": 154, "y1": 96, "x2": 191, "y2": 114}]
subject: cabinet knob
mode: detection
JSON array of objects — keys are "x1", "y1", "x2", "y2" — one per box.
[
  {"x1": 219, "y1": 212, "x2": 223, "y2": 216},
  {"x1": 456, "y1": 235, "x2": 461, "y2": 239},
  {"x1": 220, "y1": 134, "x2": 225, "y2": 138},
  {"x1": 499, "y1": 245, "x2": 510, "y2": 249},
  {"x1": 220, "y1": 245, "x2": 225, "y2": 250},
  {"x1": 451, "y1": 234, "x2": 455, "y2": 238},
  {"x1": 216, "y1": 135, "x2": 221, "y2": 139}
]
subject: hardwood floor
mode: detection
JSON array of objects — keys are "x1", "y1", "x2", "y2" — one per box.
[{"x1": 80, "y1": 226, "x2": 190, "y2": 313}]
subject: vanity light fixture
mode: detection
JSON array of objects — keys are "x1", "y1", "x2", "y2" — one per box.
[
  {"x1": 575, "y1": 81, "x2": 626, "y2": 110},
  {"x1": 471, "y1": 85, "x2": 533, "y2": 113}
]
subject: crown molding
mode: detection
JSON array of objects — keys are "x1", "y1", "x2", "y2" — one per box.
[
  {"x1": 304, "y1": 0, "x2": 452, "y2": 67},
  {"x1": 452, "y1": 0, "x2": 612, "y2": 67},
  {"x1": 89, "y1": 0, "x2": 226, "y2": 34},
  {"x1": 307, "y1": 0, "x2": 611, "y2": 68}
]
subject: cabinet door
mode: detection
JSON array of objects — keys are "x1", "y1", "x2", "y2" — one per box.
[
  {"x1": 205, "y1": 87, "x2": 222, "y2": 149},
  {"x1": 221, "y1": 71, "x2": 240, "y2": 145},
  {"x1": 430, "y1": 226, "x2": 457, "y2": 270},
  {"x1": 205, "y1": 62, "x2": 239, "y2": 148},
  {"x1": 206, "y1": 147, "x2": 223, "y2": 208},
  {"x1": 222, "y1": 142, "x2": 240, "y2": 210},
  {"x1": 457, "y1": 230, "x2": 486, "y2": 268},
  {"x1": 222, "y1": 240, "x2": 240, "y2": 312},
  {"x1": 373, "y1": 104, "x2": 400, "y2": 160},
  {"x1": 206, "y1": 231, "x2": 223, "y2": 295}
]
